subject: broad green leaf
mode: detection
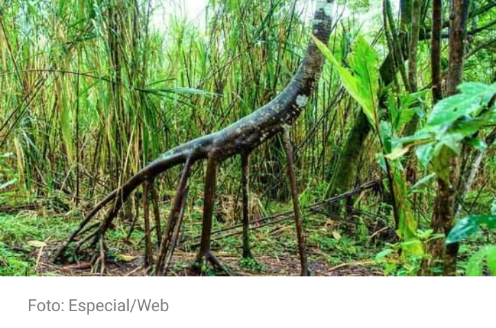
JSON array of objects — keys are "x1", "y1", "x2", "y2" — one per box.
[
  {"x1": 427, "y1": 83, "x2": 493, "y2": 126},
  {"x1": 385, "y1": 146, "x2": 409, "y2": 160},
  {"x1": 401, "y1": 82, "x2": 496, "y2": 174},
  {"x1": 446, "y1": 214, "x2": 496, "y2": 244},
  {"x1": 446, "y1": 216, "x2": 479, "y2": 244},
  {"x1": 379, "y1": 121, "x2": 392, "y2": 153},
  {"x1": 375, "y1": 249, "x2": 393, "y2": 262},
  {"x1": 487, "y1": 246, "x2": 496, "y2": 275},
  {"x1": 409, "y1": 173, "x2": 436, "y2": 192},
  {"x1": 461, "y1": 82, "x2": 496, "y2": 105},
  {"x1": 477, "y1": 215, "x2": 496, "y2": 229},
  {"x1": 466, "y1": 247, "x2": 487, "y2": 276},
  {"x1": 465, "y1": 245, "x2": 496, "y2": 276},
  {"x1": 348, "y1": 36, "x2": 380, "y2": 125},
  {"x1": 313, "y1": 35, "x2": 378, "y2": 127},
  {"x1": 465, "y1": 137, "x2": 488, "y2": 151}
]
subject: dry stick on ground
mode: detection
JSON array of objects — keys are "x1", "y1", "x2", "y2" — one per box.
[{"x1": 53, "y1": 0, "x2": 334, "y2": 276}]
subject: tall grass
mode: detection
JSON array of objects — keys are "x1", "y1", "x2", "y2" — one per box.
[
  {"x1": 1, "y1": 0, "x2": 492, "y2": 216},
  {"x1": 0, "y1": 0, "x2": 347, "y2": 208}
]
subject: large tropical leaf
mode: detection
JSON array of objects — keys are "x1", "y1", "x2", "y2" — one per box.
[{"x1": 313, "y1": 35, "x2": 379, "y2": 127}]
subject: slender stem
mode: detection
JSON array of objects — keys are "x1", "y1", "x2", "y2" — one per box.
[
  {"x1": 143, "y1": 181, "x2": 154, "y2": 267},
  {"x1": 197, "y1": 157, "x2": 218, "y2": 260},
  {"x1": 282, "y1": 128, "x2": 309, "y2": 276},
  {"x1": 408, "y1": 0, "x2": 421, "y2": 93},
  {"x1": 241, "y1": 153, "x2": 253, "y2": 259},
  {"x1": 165, "y1": 186, "x2": 189, "y2": 270},
  {"x1": 155, "y1": 157, "x2": 192, "y2": 275},
  {"x1": 431, "y1": 0, "x2": 443, "y2": 103},
  {"x1": 150, "y1": 182, "x2": 162, "y2": 246}
]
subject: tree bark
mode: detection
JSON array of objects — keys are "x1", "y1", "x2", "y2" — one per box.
[
  {"x1": 241, "y1": 153, "x2": 253, "y2": 259},
  {"x1": 431, "y1": 0, "x2": 443, "y2": 103},
  {"x1": 283, "y1": 128, "x2": 309, "y2": 276},
  {"x1": 424, "y1": 0, "x2": 471, "y2": 276}
]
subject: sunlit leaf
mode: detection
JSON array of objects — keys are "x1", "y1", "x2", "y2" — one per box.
[
  {"x1": 409, "y1": 173, "x2": 436, "y2": 192},
  {"x1": 313, "y1": 35, "x2": 378, "y2": 127},
  {"x1": 486, "y1": 247, "x2": 496, "y2": 276},
  {"x1": 375, "y1": 249, "x2": 393, "y2": 262},
  {"x1": 446, "y1": 214, "x2": 496, "y2": 244},
  {"x1": 428, "y1": 83, "x2": 492, "y2": 126},
  {"x1": 466, "y1": 247, "x2": 486, "y2": 276}
]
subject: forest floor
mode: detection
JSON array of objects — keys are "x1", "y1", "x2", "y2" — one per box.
[
  {"x1": 33, "y1": 249, "x2": 383, "y2": 276},
  {"x1": 0, "y1": 201, "x2": 389, "y2": 276}
]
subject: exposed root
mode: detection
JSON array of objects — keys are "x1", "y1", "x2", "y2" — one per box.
[
  {"x1": 73, "y1": 228, "x2": 100, "y2": 255},
  {"x1": 163, "y1": 186, "x2": 189, "y2": 272},
  {"x1": 193, "y1": 251, "x2": 232, "y2": 276},
  {"x1": 90, "y1": 238, "x2": 107, "y2": 275},
  {"x1": 155, "y1": 158, "x2": 192, "y2": 275}
]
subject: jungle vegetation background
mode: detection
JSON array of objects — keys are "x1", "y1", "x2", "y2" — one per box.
[{"x1": 0, "y1": 0, "x2": 494, "y2": 276}]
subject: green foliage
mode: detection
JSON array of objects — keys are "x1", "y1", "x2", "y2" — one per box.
[
  {"x1": 313, "y1": 35, "x2": 379, "y2": 127},
  {"x1": 0, "y1": 0, "x2": 494, "y2": 277},
  {"x1": 238, "y1": 258, "x2": 265, "y2": 272},
  {"x1": 0, "y1": 214, "x2": 77, "y2": 276},
  {"x1": 0, "y1": 153, "x2": 19, "y2": 204},
  {"x1": 465, "y1": 246, "x2": 496, "y2": 276},
  {"x1": 387, "y1": 90, "x2": 428, "y2": 133},
  {"x1": 315, "y1": 35, "x2": 422, "y2": 255},
  {"x1": 446, "y1": 214, "x2": 496, "y2": 244},
  {"x1": 375, "y1": 229, "x2": 443, "y2": 276},
  {"x1": 397, "y1": 82, "x2": 496, "y2": 175},
  {"x1": 447, "y1": 201, "x2": 496, "y2": 276}
]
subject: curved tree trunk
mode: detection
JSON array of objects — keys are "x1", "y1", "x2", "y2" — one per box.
[{"x1": 54, "y1": 0, "x2": 335, "y2": 275}]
